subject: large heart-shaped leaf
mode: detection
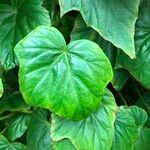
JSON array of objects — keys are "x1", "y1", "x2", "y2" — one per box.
[
  {"x1": 51, "y1": 89, "x2": 117, "y2": 150},
  {"x1": 116, "y1": 7, "x2": 150, "y2": 89},
  {"x1": 0, "y1": 0, "x2": 50, "y2": 70},
  {"x1": 15, "y1": 26, "x2": 113, "y2": 120},
  {"x1": 59, "y1": 0, "x2": 140, "y2": 58}
]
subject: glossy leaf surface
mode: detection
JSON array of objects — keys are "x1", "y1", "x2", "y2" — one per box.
[
  {"x1": 51, "y1": 89, "x2": 117, "y2": 150},
  {"x1": 15, "y1": 26, "x2": 113, "y2": 120}
]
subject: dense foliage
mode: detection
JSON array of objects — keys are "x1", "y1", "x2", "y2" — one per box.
[{"x1": 0, "y1": 0, "x2": 150, "y2": 149}]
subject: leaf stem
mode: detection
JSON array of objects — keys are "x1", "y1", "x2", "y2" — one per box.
[
  {"x1": 0, "y1": 113, "x2": 15, "y2": 121},
  {"x1": 0, "y1": 127, "x2": 8, "y2": 134},
  {"x1": 118, "y1": 92, "x2": 128, "y2": 106}
]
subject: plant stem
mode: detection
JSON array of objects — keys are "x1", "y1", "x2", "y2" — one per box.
[
  {"x1": 118, "y1": 92, "x2": 128, "y2": 106},
  {"x1": 0, "y1": 113, "x2": 15, "y2": 121},
  {"x1": 0, "y1": 127, "x2": 8, "y2": 134}
]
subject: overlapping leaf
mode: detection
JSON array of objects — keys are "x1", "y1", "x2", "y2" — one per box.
[
  {"x1": 0, "y1": 0, "x2": 50, "y2": 70},
  {"x1": 27, "y1": 110, "x2": 51, "y2": 150},
  {"x1": 51, "y1": 89, "x2": 117, "y2": 150},
  {"x1": 15, "y1": 26, "x2": 113, "y2": 120},
  {"x1": 7, "y1": 114, "x2": 31, "y2": 141},
  {"x1": 116, "y1": 7, "x2": 150, "y2": 89},
  {"x1": 128, "y1": 106, "x2": 148, "y2": 127},
  {"x1": 128, "y1": 106, "x2": 150, "y2": 150},
  {"x1": 71, "y1": 15, "x2": 117, "y2": 67},
  {"x1": 111, "y1": 107, "x2": 138, "y2": 150},
  {"x1": 71, "y1": 16, "x2": 130, "y2": 90},
  {"x1": 0, "y1": 134, "x2": 27, "y2": 150},
  {"x1": 59, "y1": 0, "x2": 140, "y2": 58}
]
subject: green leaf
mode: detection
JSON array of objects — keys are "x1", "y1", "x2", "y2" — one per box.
[
  {"x1": 51, "y1": 89, "x2": 117, "y2": 150},
  {"x1": 59, "y1": 0, "x2": 140, "y2": 58},
  {"x1": 0, "y1": 92, "x2": 29, "y2": 114},
  {"x1": 116, "y1": 7, "x2": 150, "y2": 89},
  {"x1": 128, "y1": 106, "x2": 148, "y2": 127},
  {"x1": 111, "y1": 107, "x2": 138, "y2": 150},
  {"x1": 53, "y1": 139, "x2": 76, "y2": 150},
  {"x1": 7, "y1": 113, "x2": 31, "y2": 141},
  {"x1": 0, "y1": 0, "x2": 50, "y2": 70},
  {"x1": 111, "y1": 69, "x2": 130, "y2": 91},
  {"x1": 15, "y1": 26, "x2": 113, "y2": 120},
  {"x1": 127, "y1": 106, "x2": 150, "y2": 149},
  {"x1": 27, "y1": 109, "x2": 51, "y2": 150},
  {"x1": 0, "y1": 134, "x2": 27, "y2": 150},
  {"x1": 71, "y1": 15, "x2": 117, "y2": 67},
  {"x1": 134, "y1": 127, "x2": 150, "y2": 150},
  {"x1": 0, "y1": 78, "x2": 3, "y2": 98}
]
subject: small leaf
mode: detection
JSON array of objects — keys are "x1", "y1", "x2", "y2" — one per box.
[
  {"x1": 0, "y1": 134, "x2": 27, "y2": 150},
  {"x1": 127, "y1": 106, "x2": 150, "y2": 149},
  {"x1": 128, "y1": 106, "x2": 148, "y2": 127},
  {"x1": 27, "y1": 109, "x2": 51, "y2": 150},
  {"x1": 59, "y1": 0, "x2": 140, "y2": 58},
  {"x1": 51, "y1": 89, "x2": 117, "y2": 150},
  {"x1": 0, "y1": 0, "x2": 50, "y2": 70},
  {"x1": 15, "y1": 26, "x2": 113, "y2": 120},
  {"x1": 7, "y1": 113, "x2": 31, "y2": 141},
  {"x1": 111, "y1": 107, "x2": 138, "y2": 150}
]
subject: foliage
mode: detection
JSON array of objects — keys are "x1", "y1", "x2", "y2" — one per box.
[{"x1": 0, "y1": 0, "x2": 150, "y2": 149}]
